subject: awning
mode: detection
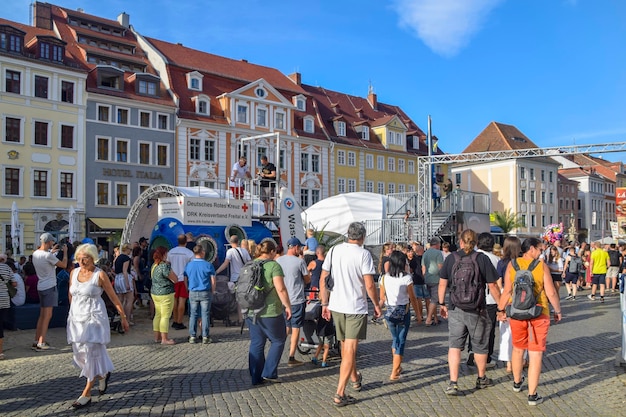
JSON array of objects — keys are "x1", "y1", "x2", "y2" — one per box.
[{"x1": 89, "y1": 217, "x2": 127, "y2": 230}]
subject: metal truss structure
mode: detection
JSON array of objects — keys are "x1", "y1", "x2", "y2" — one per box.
[{"x1": 415, "y1": 141, "x2": 626, "y2": 243}]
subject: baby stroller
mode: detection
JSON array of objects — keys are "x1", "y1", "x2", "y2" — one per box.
[
  {"x1": 101, "y1": 290, "x2": 124, "y2": 334},
  {"x1": 297, "y1": 290, "x2": 340, "y2": 357},
  {"x1": 211, "y1": 274, "x2": 238, "y2": 326}
]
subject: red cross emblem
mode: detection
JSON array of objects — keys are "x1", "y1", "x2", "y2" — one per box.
[
  {"x1": 241, "y1": 203, "x2": 249, "y2": 213},
  {"x1": 285, "y1": 199, "x2": 294, "y2": 209}
]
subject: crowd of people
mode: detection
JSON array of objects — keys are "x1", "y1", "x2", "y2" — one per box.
[{"x1": 2, "y1": 225, "x2": 625, "y2": 409}]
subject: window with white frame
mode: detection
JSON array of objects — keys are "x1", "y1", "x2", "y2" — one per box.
[
  {"x1": 337, "y1": 150, "x2": 346, "y2": 165},
  {"x1": 335, "y1": 121, "x2": 346, "y2": 136},
  {"x1": 236, "y1": 104, "x2": 248, "y2": 124},
  {"x1": 116, "y1": 139, "x2": 129, "y2": 162},
  {"x1": 377, "y1": 156, "x2": 384, "y2": 170},
  {"x1": 257, "y1": 108, "x2": 267, "y2": 127},
  {"x1": 311, "y1": 154, "x2": 320, "y2": 173},
  {"x1": 96, "y1": 181, "x2": 110, "y2": 205},
  {"x1": 366, "y1": 181, "x2": 374, "y2": 193},
  {"x1": 360, "y1": 126, "x2": 369, "y2": 140},
  {"x1": 530, "y1": 190, "x2": 536, "y2": 203},
  {"x1": 187, "y1": 71, "x2": 203, "y2": 90},
  {"x1": 4, "y1": 167, "x2": 21, "y2": 196},
  {"x1": 388, "y1": 157, "x2": 395, "y2": 172},
  {"x1": 204, "y1": 140, "x2": 215, "y2": 161},
  {"x1": 5, "y1": 69, "x2": 21, "y2": 94},
  {"x1": 195, "y1": 95, "x2": 210, "y2": 115},
  {"x1": 398, "y1": 184, "x2": 405, "y2": 193},
  {"x1": 311, "y1": 189, "x2": 320, "y2": 205},
  {"x1": 366, "y1": 154, "x2": 374, "y2": 169},
  {"x1": 60, "y1": 125, "x2": 74, "y2": 149},
  {"x1": 348, "y1": 179, "x2": 356, "y2": 193},
  {"x1": 530, "y1": 168, "x2": 535, "y2": 180},
  {"x1": 531, "y1": 214, "x2": 536, "y2": 227},
  {"x1": 301, "y1": 153, "x2": 309, "y2": 172},
  {"x1": 377, "y1": 182, "x2": 385, "y2": 194},
  {"x1": 304, "y1": 117, "x2": 314, "y2": 133},
  {"x1": 275, "y1": 112, "x2": 285, "y2": 130},
  {"x1": 157, "y1": 114, "x2": 168, "y2": 130},
  {"x1": 139, "y1": 142, "x2": 151, "y2": 164},
  {"x1": 60, "y1": 171, "x2": 74, "y2": 198},
  {"x1": 139, "y1": 111, "x2": 151, "y2": 128},
  {"x1": 338, "y1": 178, "x2": 346, "y2": 193},
  {"x1": 97, "y1": 104, "x2": 110, "y2": 122},
  {"x1": 300, "y1": 189, "x2": 309, "y2": 208},
  {"x1": 4, "y1": 116, "x2": 23, "y2": 143},
  {"x1": 33, "y1": 169, "x2": 49, "y2": 197},
  {"x1": 34, "y1": 75, "x2": 48, "y2": 99},
  {"x1": 549, "y1": 171, "x2": 554, "y2": 182},
  {"x1": 294, "y1": 95, "x2": 306, "y2": 111},
  {"x1": 541, "y1": 191, "x2": 546, "y2": 204},
  {"x1": 408, "y1": 185, "x2": 415, "y2": 192},
  {"x1": 388, "y1": 183, "x2": 395, "y2": 194},
  {"x1": 388, "y1": 131, "x2": 395, "y2": 145},
  {"x1": 33, "y1": 120, "x2": 49, "y2": 146},
  {"x1": 408, "y1": 160, "x2": 415, "y2": 174},
  {"x1": 116, "y1": 182, "x2": 129, "y2": 206},
  {"x1": 97, "y1": 137, "x2": 110, "y2": 161},
  {"x1": 139, "y1": 184, "x2": 150, "y2": 195},
  {"x1": 347, "y1": 151, "x2": 356, "y2": 167},
  {"x1": 190, "y1": 78, "x2": 200, "y2": 90},
  {"x1": 117, "y1": 107, "x2": 129, "y2": 124},
  {"x1": 138, "y1": 80, "x2": 157, "y2": 96},
  {"x1": 157, "y1": 144, "x2": 168, "y2": 166},
  {"x1": 520, "y1": 167, "x2": 526, "y2": 179},
  {"x1": 398, "y1": 159, "x2": 405, "y2": 173},
  {"x1": 61, "y1": 80, "x2": 74, "y2": 103}
]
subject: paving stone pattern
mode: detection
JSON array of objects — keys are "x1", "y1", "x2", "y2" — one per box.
[{"x1": 1, "y1": 291, "x2": 625, "y2": 416}]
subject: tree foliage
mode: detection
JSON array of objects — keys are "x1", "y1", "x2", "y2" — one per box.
[{"x1": 492, "y1": 209, "x2": 525, "y2": 234}]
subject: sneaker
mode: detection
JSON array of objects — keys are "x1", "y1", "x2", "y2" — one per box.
[
  {"x1": 587, "y1": 294, "x2": 596, "y2": 301},
  {"x1": 565, "y1": 294, "x2": 573, "y2": 300},
  {"x1": 601, "y1": 297, "x2": 605, "y2": 303},
  {"x1": 189, "y1": 336, "x2": 197, "y2": 344},
  {"x1": 445, "y1": 381, "x2": 459, "y2": 395},
  {"x1": 466, "y1": 352, "x2": 475, "y2": 367},
  {"x1": 35, "y1": 342, "x2": 51, "y2": 351},
  {"x1": 513, "y1": 376, "x2": 525, "y2": 392},
  {"x1": 572, "y1": 296, "x2": 576, "y2": 300},
  {"x1": 31, "y1": 342, "x2": 38, "y2": 351},
  {"x1": 202, "y1": 337, "x2": 213, "y2": 344},
  {"x1": 287, "y1": 358, "x2": 304, "y2": 367},
  {"x1": 475, "y1": 376, "x2": 493, "y2": 389},
  {"x1": 321, "y1": 362, "x2": 329, "y2": 368},
  {"x1": 528, "y1": 393, "x2": 544, "y2": 405},
  {"x1": 311, "y1": 358, "x2": 319, "y2": 365}
]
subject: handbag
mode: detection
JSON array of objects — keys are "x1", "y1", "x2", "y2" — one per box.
[
  {"x1": 6, "y1": 280, "x2": 17, "y2": 298},
  {"x1": 384, "y1": 304, "x2": 407, "y2": 324}
]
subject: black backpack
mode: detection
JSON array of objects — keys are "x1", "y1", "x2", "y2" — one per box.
[
  {"x1": 568, "y1": 255, "x2": 582, "y2": 274},
  {"x1": 506, "y1": 258, "x2": 543, "y2": 320},
  {"x1": 609, "y1": 250, "x2": 621, "y2": 267},
  {"x1": 449, "y1": 251, "x2": 484, "y2": 311},
  {"x1": 235, "y1": 259, "x2": 270, "y2": 321}
]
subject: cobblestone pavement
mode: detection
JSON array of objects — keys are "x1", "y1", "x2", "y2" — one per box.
[{"x1": 1, "y1": 290, "x2": 626, "y2": 416}]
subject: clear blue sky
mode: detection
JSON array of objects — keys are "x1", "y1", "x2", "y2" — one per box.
[{"x1": 6, "y1": 1, "x2": 626, "y2": 160}]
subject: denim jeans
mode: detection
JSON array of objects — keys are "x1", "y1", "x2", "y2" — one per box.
[
  {"x1": 385, "y1": 311, "x2": 411, "y2": 355},
  {"x1": 247, "y1": 314, "x2": 286, "y2": 385},
  {"x1": 189, "y1": 291, "x2": 213, "y2": 338}
]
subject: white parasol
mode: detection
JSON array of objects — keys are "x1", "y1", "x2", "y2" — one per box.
[
  {"x1": 68, "y1": 205, "x2": 76, "y2": 243},
  {"x1": 11, "y1": 201, "x2": 19, "y2": 256}
]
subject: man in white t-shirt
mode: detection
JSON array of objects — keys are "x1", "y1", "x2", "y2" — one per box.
[
  {"x1": 320, "y1": 222, "x2": 381, "y2": 406},
  {"x1": 168, "y1": 234, "x2": 194, "y2": 330},
  {"x1": 229, "y1": 156, "x2": 251, "y2": 199},
  {"x1": 31, "y1": 232, "x2": 68, "y2": 351},
  {"x1": 215, "y1": 235, "x2": 251, "y2": 324}
]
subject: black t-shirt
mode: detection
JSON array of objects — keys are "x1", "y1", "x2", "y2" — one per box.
[
  {"x1": 439, "y1": 250, "x2": 498, "y2": 309},
  {"x1": 409, "y1": 256, "x2": 424, "y2": 285},
  {"x1": 114, "y1": 254, "x2": 132, "y2": 274},
  {"x1": 260, "y1": 162, "x2": 276, "y2": 187}
]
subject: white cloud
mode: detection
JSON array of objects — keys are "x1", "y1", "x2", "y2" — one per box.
[{"x1": 392, "y1": 0, "x2": 504, "y2": 57}]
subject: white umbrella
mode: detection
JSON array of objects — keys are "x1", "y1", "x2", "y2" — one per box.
[
  {"x1": 68, "y1": 205, "x2": 76, "y2": 243},
  {"x1": 11, "y1": 201, "x2": 19, "y2": 256}
]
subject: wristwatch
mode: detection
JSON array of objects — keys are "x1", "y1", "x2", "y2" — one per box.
[
  {"x1": 438, "y1": 301, "x2": 445, "y2": 306},
  {"x1": 496, "y1": 308, "x2": 505, "y2": 313}
]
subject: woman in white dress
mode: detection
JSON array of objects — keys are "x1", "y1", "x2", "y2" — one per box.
[{"x1": 67, "y1": 244, "x2": 129, "y2": 409}]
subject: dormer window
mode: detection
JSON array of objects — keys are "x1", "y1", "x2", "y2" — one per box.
[
  {"x1": 303, "y1": 117, "x2": 314, "y2": 134},
  {"x1": 293, "y1": 94, "x2": 306, "y2": 111},
  {"x1": 96, "y1": 65, "x2": 124, "y2": 90},
  {"x1": 134, "y1": 73, "x2": 160, "y2": 97},
  {"x1": 0, "y1": 26, "x2": 25, "y2": 53},
  {"x1": 193, "y1": 94, "x2": 210, "y2": 115},
  {"x1": 334, "y1": 121, "x2": 346, "y2": 137},
  {"x1": 186, "y1": 71, "x2": 203, "y2": 91},
  {"x1": 359, "y1": 126, "x2": 370, "y2": 140}
]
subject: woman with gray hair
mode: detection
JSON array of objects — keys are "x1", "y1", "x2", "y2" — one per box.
[{"x1": 66, "y1": 244, "x2": 129, "y2": 409}]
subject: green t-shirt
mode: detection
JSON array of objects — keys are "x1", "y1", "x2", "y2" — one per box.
[
  {"x1": 257, "y1": 259, "x2": 284, "y2": 318},
  {"x1": 151, "y1": 262, "x2": 175, "y2": 296}
]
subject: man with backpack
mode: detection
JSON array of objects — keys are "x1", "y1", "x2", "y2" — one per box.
[
  {"x1": 606, "y1": 243, "x2": 621, "y2": 293},
  {"x1": 437, "y1": 229, "x2": 500, "y2": 395},
  {"x1": 497, "y1": 237, "x2": 562, "y2": 406},
  {"x1": 215, "y1": 235, "x2": 252, "y2": 325},
  {"x1": 563, "y1": 246, "x2": 582, "y2": 300}
]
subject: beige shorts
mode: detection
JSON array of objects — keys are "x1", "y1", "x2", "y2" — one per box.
[
  {"x1": 607, "y1": 266, "x2": 620, "y2": 279},
  {"x1": 331, "y1": 312, "x2": 367, "y2": 341}
]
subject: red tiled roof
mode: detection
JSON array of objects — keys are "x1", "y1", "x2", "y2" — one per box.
[
  {"x1": 463, "y1": 121, "x2": 540, "y2": 153},
  {"x1": 146, "y1": 37, "x2": 306, "y2": 95}
]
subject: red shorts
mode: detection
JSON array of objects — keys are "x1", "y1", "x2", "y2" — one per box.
[
  {"x1": 509, "y1": 314, "x2": 550, "y2": 352},
  {"x1": 174, "y1": 281, "x2": 189, "y2": 298},
  {"x1": 230, "y1": 186, "x2": 244, "y2": 199}
]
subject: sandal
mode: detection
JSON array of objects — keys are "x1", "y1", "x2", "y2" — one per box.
[
  {"x1": 333, "y1": 394, "x2": 357, "y2": 407},
  {"x1": 161, "y1": 339, "x2": 176, "y2": 345},
  {"x1": 351, "y1": 371, "x2": 363, "y2": 391},
  {"x1": 71, "y1": 396, "x2": 91, "y2": 409}
]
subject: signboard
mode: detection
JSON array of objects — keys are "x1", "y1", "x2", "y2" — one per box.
[
  {"x1": 617, "y1": 187, "x2": 626, "y2": 237},
  {"x1": 158, "y1": 197, "x2": 251, "y2": 227}
]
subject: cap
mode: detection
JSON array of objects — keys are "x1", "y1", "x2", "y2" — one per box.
[
  {"x1": 139, "y1": 237, "x2": 147, "y2": 243},
  {"x1": 40, "y1": 232, "x2": 55, "y2": 244},
  {"x1": 287, "y1": 237, "x2": 303, "y2": 247}
]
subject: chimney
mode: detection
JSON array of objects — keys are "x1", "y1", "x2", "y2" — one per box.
[
  {"x1": 117, "y1": 12, "x2": 130, "y2": 28},
  {"x1": 367, "y1": 90, "x2": 377, "y2": 111},
  {"x1": 34, "y1": 2, "x2": 53, "y2": 30},
  {"x1": 288, "y1": 72, "x2": 301, "y2": 86}
]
